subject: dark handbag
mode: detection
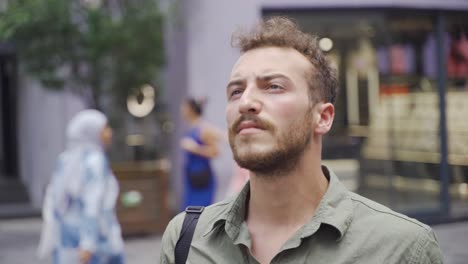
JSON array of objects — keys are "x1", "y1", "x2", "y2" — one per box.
[{"x1": 188, "y1": 169, "x2": 211, "y2": 189}]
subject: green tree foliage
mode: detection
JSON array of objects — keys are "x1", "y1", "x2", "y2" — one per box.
[{"x1": 0, "y1": 0, "x2": 165, "y2": 109}]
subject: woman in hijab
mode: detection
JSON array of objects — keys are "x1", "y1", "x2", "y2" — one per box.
[
  {"x1": 38, "y1": 109, "x2": 124, "y2": 264},
  {"x1": 180, "y1": 97, "x2": 222, "y2": 210}
]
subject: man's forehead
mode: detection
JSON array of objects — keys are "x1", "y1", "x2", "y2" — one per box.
[
  {"x1": 230, "y1": 67, "x2": 282, "y2": 80},
  {"x1": 229, "y1": 46, "x2": 312, "y2": 79}
]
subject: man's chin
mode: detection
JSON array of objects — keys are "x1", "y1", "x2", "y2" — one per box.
[
  {"x1": 234, "y1": 157, "x2": 261, "y2": 171},
  {"x1": 233, "y1": 143, "x2": 271, "y2": 156},
  {"x1": 233, "y1": 150, "x2": 272, "y2": 167}
]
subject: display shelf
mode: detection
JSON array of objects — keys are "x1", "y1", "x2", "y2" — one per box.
[{"x1": 362, "y1": 91, "x2": 468, "y2": 165}]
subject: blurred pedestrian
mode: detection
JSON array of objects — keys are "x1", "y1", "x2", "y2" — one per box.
[
  {"x1": 38, "y1": 109, "x2": 124, "y2": 264},
  {"x1": 180, "y1": 97, "x2": 221, "y2": 210}
]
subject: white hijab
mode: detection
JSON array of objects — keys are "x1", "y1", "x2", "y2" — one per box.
[
  {"x1": 56, "y1": 109, "x2": 108, "y2": 212},
  {"x1": 66, "y1": 109, "x2": 108, "y2": 152}
]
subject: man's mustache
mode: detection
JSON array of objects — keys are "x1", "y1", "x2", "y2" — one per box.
[{"x1": 230, "y1": 115, "x2": 275, "y2": 134}]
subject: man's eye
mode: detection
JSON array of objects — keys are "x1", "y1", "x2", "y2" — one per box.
[
  {"x1": 230, "y1": 89, "x2": 243, "y2": 97},
  {"x1": 269, "y1": 84, "x2": 282, "y2": 90}
]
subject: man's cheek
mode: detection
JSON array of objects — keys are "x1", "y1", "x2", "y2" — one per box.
[{"x1": 226, "y1": 111, "x2": 237, "y2": 127}]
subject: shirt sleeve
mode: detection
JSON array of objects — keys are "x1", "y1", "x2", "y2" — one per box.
[
  {"x1": 410, "y1": 228, "x2": 444, "y2": 264},
  {"x1": 160, "y1": 212, "x2": 185, "y2": 264},
  {"x1": 79, "y1": 153, "x2": 107, "y2": 252}
]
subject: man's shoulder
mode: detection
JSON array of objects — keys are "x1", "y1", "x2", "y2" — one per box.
[
  {"x1": 162, "y1": 197, "x2": 234, "y2": 241},
  {"x1": 160, "y1": 197, "x2": 240, "y2": 263},
  {"x1": 346, "y1": 192, "x2": 443, "y2": 262},
  {"x1": 348, "y1": 191, "x2": 433, "y2": 239}
]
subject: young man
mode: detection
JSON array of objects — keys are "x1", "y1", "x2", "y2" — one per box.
[{"x1": 160, "y1": 17, "x2": 443, "y2": 264}]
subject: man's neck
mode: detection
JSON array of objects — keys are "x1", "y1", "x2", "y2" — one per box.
[
  {"x1": 245, "y1": 152, "x2": 329, "y2": 264},
  {"x1": 247, "y1": 155, "x2": 328, "y2": 228}
]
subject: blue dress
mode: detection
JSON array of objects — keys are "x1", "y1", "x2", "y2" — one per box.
[{"x1": 182, "y1": 126, "x2": 216, "y2": 210}]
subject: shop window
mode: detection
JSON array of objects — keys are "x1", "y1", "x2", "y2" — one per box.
[{"x1": 445, "y1": 14, "x2": 468, "y2": 214}]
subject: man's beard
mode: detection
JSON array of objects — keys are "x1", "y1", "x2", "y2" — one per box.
[{"x1": 228, "y1": 109, "x2": 313, "y2": 177}]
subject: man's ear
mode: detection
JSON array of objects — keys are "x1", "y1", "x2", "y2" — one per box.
[{"x1": 314, "y1": 102, "x2": 335, "y2": 136}]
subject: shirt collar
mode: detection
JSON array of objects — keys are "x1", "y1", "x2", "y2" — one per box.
[
  {"x1": 301, "y1": 165, "x2": 354, "y2": 241},
  {"x1": 203, "y1": 165, "x2": 354, "y2": 243},
  {"x1": 202, "y1": 181, "x2": 250, "y2": 244}
]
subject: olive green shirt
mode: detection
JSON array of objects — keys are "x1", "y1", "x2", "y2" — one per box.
[{"x1": 160, "y1": 166, "x2": 443, "y2": 264}]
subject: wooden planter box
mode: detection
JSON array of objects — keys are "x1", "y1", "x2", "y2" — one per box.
[{"x1": 112, "y1": 160, "x2": 171, "y2": 236}]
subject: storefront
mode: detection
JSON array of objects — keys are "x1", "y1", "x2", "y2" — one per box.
[{"x1": 263, "y1": 7, "x2": 468, "y2": 222}]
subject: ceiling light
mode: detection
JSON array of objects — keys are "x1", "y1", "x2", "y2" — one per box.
[{"x1": 319, "y1": 37, "x2": 333, "y2": 52}]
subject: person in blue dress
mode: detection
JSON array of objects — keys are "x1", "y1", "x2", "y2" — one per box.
[
  {"x1": 180, "y1": 97, "x2": 222, "y2": 210},
  {"x1": 38, "y1": 109, "x2": 125, "y2": 264}
]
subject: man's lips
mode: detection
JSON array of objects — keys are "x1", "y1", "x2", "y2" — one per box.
[{"x1": 237, "y1": 121, "x2": 263, "y2": 134}]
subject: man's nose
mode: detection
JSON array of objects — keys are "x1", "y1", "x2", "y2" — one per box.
[{"x1": 238, "y1": 86, "x2": 262, "y2": 114}]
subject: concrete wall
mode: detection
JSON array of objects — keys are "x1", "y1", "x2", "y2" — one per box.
[
  {"x1": 160, "y1": 0, "x2": 190, "y2": 210},
  {"x1": 17, "y1": 76, "x2": 84, "y2": 208}
]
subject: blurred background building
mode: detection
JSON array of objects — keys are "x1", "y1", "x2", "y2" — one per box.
[{"x1": 1, "y1": 0, "x2": 468, "y2": 225}]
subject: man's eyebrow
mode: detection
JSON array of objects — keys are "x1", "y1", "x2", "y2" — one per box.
[
  {"x1": 257, "y1": 73, "x2": 291, "y2": 82},
  {"x1": 226, "y1": 79, "x2": 245, "y2": 90}
]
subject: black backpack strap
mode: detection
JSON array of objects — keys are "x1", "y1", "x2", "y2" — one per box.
[{"x1": 174, "y1": 206, "x2": 204, "y2": 264}]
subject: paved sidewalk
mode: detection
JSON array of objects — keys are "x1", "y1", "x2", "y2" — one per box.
[
  {"x1": 1, "y1": 217, "x2": 467, "y2": 264},
  {"x1": 0, "y1": 218, "x2": 161, "y2": 264},
  {"x1": 432, "y1": 222, "x2": 468, "y2": 264}
]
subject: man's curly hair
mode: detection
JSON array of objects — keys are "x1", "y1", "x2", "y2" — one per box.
[{"x1": 231, "y1": 16, "x2": 339, "y2": 104}]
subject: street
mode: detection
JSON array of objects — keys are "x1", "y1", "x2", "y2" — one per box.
[{"x1": 1, "y1": 218, "x2": 467, "y2": 264}]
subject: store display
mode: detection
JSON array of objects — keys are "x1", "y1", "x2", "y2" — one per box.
[
  {"x1": 376, "y1": 47, "x2": 390, "y2": 75},
  {"x1": 448, "y1": 31, "x2": 468, "y2": 78},
  {"x1": 346, "y1": 38, "x2": 380, "y2": 126},
  {"x1": 363, "y1": 91, "x2": 468, "y2": 165},
  {"x1": 423, "y1": 33, "x2": 438, "y2": 78},
  {"x1": 377, "y1": 44, "x2": 416, "y2": 75},
  {"x1": 390, "y1": 44, "x2": 415, "y2": 75}
]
